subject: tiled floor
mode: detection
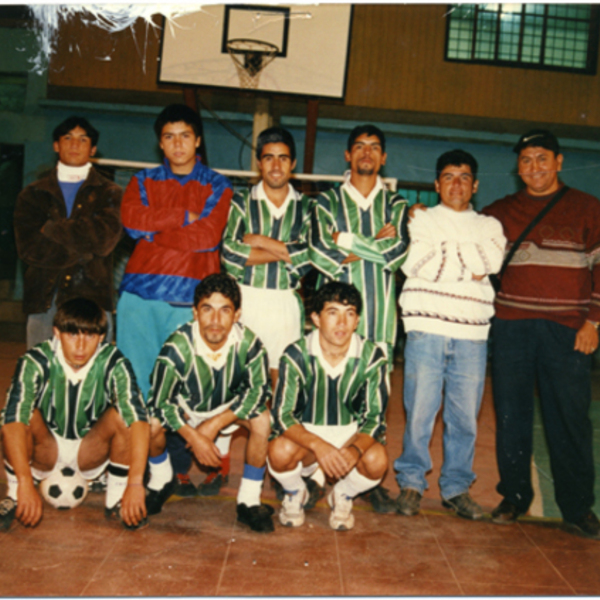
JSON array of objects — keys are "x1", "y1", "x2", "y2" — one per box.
[{"x1": 1, "y1": 338, "x2": 600, "y2": 596}]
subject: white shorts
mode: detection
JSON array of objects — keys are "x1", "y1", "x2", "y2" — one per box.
[
  {"x1": 239, "y1": 284, "x2": 302, "y2": 370},
  {"x1": 300, "y1": 422, "x2": 359, "y2": 478},
  {"x1": 183, "y1": 400, "x2": 240, "y2": 435},
  {"x1": 30, "y1": 431, "x2": 108, "y2": 482}
]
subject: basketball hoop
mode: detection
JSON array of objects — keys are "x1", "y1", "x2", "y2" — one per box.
[{"x1": 227, "y1": 38, "x2": 279, "y2": 89}]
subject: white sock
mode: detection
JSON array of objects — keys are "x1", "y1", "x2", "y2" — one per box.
[
  {"x1": 4, "y1": 461, "x2": 18, "y2": 501},
  {"x1": 334, "y1": 468, "x2": 381, "y2": 500},
  {"x1": 105, "y1": 462, "x2": 129, "y2": 509},
  {"x1": 236, "y1": 463, "x2": 266, "y2": 507},
  {"x1": 215, "y1": 434, "x2": 232, "y2": 456},
  {"x1": 147, "y1": 451, "x2": 173, "y2": 491},
  {"x1": 269, "y1": 461, "x2": 306, "y2": 495}
]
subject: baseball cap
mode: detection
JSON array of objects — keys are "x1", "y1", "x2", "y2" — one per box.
[{"x1": 513, "y1": 129, "x2": 560, "y2": 155}]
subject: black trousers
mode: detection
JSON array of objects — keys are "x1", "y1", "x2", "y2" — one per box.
[{"x1": 491, "y1": 318, "x2": 595, "y2": 523}]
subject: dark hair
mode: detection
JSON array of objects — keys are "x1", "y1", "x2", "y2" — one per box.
[
  {"x1": 53, "y1": 116, "x2": 99, "y2": 148},
  {"x1": 154, "y1": 104, "x2": 203, "y2": 139},
  {"x1": 347, "y1": 125, "x2": 386, "y2": 153},
  {"x1": 311, "y1": 281, "x2": 362, "y2": 316},
  {"x1": 193, "y1": 273, "x2": 241, "y2": 311},
  {"x1": 513, "y1": 129, "x2": 560, "y2": 156},
  {"x1": 435, "y1": 149, "x2": 478, "y2": 180},
  {"x1": 53, "y1": 298, "x2": 107, "y2": 336},
  {"x1": 255, "y1": 126, "x2": 296, "y2": 161}
]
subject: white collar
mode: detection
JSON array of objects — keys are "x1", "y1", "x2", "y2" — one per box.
[
  {"x1": 57, "y1": 161, "x2": 92, "y2": 183},
  {"x1": 308, "y1": 329, "x2": 359, "y2": 379},
  {"x1": 192, "y1": 321, "x2": 241, "y2": 369},
  {"x1": 341, "y1": 171, "x2": 384, "y2": 211},
  {"x1": 253, "y1": 181, "x2": 296, "y2": 220},
  {"x1": 52, "y1": 335, "x2": 100, "y2": 384}
]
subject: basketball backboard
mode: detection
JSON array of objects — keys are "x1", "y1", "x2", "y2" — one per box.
[{"x1": 158, "y1": 4, "x2": 353, "y2": 98}]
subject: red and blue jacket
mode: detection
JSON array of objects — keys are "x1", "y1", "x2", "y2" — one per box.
[{"x1": 120, "y1": 158, "x2": 233, "y2": 306}]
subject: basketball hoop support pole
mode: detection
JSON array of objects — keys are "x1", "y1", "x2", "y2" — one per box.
[{"x1": 251, "y1": 97, "x2": 272, "y2": 172}]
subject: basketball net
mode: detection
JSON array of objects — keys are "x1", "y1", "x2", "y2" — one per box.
[{"x1": 227, "y1": 39, "x2": 278, "y2": 89}]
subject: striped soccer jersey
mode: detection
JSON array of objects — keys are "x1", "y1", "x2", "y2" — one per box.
[
  {"x1": 309, "y1": 183, "x2": 410, "y2": 348},
  {"x1": 148, "y1": 321, "x2": 271, "y2": 432},
  {"x1": 221, "y1": 183, "x2": 313, "y2": 291},
  {"x1": 2, "y1": 341, "x2": 147, "y2": 439},
  {"x1": 271, "y1": 331, "x2": 388, "y2": 441}
]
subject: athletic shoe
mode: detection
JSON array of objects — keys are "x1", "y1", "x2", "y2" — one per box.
[
  {"x1": 279, "y1": 488, "x2": 308, "y2": 527},
  {"x1": 564, "y1": 511, "x2": 600, "y2": 540},
  {"x1": 367, "y1": 485, "x2": 397, "y2": 514},
  {"x1": 396, "y1": 488, "x2": 422, "y2": 516},
  {"x1": 303, "y1": 477, "x2": 325, "y2": 510},
  {"x1": 0, "y1": 498, "x2": 16, "y2": 531},
  {"x1": 145, "y1": 477, "x2": 177, "y2": 516},
  {"x1": 197, "y1": 472, "x2": 229, "y2": 497},
  {"x1": 236, "y1": 503, "x2": 275, "y2": 533},
  {"x1": 90, "y1": 472, "x2": 107, "y2": 493},
  {"x1": 173, "y1": 473, "x2": 197, "y2": 497},
  {"x1": 442, "y1": 492, "x2": 484, "y2": 520},
  {"x1": 327, "y1": 491, "x2": 355, "y2": 531},
  {"x1": 104, "y1": 501, "x2": 148, "y2": 531}
]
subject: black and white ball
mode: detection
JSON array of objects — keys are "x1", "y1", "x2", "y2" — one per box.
[{"x1": 39, "y1": 467, "x2": 89, "y2": 510}]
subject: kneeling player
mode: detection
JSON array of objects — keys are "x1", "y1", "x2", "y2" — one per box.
[
  {"x1": 0, "y1": 298, "x2": 149, "y2": 531},
  {"x1": 269, "y1": 282, "x2": 389, "y2": 530},
  {"x1": 145, "y1": 273, "x2": 274, "y2": 532}
]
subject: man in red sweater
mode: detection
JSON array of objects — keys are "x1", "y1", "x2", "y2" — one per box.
[{"x1": 484, "y1": 130, "x2": 600, "y2": 539}]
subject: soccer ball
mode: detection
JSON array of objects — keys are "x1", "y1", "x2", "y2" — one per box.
[{"x1": 39, "y1": 467, "x2": 89, "y2": 510}]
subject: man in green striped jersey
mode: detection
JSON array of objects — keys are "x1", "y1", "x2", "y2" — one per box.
[
  {"x1": 309, "y1": 124, "x2": 410, "y2": 368},
  {"x1": 145, "y1": 273, "x2": 274, "y2": 532},
  {"x1": 308, "y1": 124, "x2": 410, "y2": 513},
  {"x1": 222, "y1": 126, "x2": 312, "y2": 389},
  {"x1": 1, "y1": 298, "x2": 149, "y2": 531},
  {"x1": 269, "y1": 282, "x2": 389, "y2": 531}
]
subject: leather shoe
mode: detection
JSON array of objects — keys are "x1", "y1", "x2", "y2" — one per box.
[
  {"x1": 491, "y1": 498, "x2": 524, "y2": 524},
  {"x1": 564, "y1": 511, "x2": 600, "y2": 540}
]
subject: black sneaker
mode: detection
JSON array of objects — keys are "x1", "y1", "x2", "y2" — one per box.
[
  {"x1": 564, "y1": 511, "x2": 600, "y2": 540},
  {"x1": 368, "y1": 485, "x2": 397, "y2": 514},
  {"x1": 442, "y1": 492, "x2": 484, "y2": 520},
  {"x1": 396, "y1": 488, "x2": 422, "y2": 516},
  {"x1": 197, "y1": 472, "x2": 228, "y2": 497},
  {"x1": 173, "y1": 473, "x2": 197, "y2": 497},
  {"x1": 105, "y1": 501, "x2": 148, "y2": 531},
  {"x1": 90, "y1": 472, "x2": 107, "y2": 494},
  {"x1": 0, "y1": 498, "x2": 16, "y2": 531},
  {"x1": 236, "y1": 503, "x2": 275, "y2": 533},
  {"x1": 145, "y1": 477, "x2": 177, "y2": 516},
  {"x1": 271, "y1": 476, "x2": 285, "y2": 502},
  {"x1": 303, "y1": 477, "x2": 325, "y2": 511}
]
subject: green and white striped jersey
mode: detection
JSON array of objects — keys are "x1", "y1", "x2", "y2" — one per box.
[
  {"x1": 2, "y1": 341, "x2": 147, "y2": 440},
  {"x1": 148, "y1": 321, "x2": 271, "y2": 432},
  {"x1": 271, "y1": 331, "x2": 388, "y2": 440},
  {"x1": 221, "y1": 183, "x2": 313, "y2": 291},
  {"x1": 309, "y1": 182, "x2": 410, "y2": 348}
]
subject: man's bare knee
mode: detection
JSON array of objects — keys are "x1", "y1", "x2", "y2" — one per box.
[
  {"x1": 268, "y1": 436, "x2": 302, "y2": 472},
  {"x1": 358, "y1": 443, "x2": 388, "y2": 480}
]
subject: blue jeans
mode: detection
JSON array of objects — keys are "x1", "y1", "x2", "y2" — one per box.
[
  {"x1": 491, "y1": 318, "x2": 595, "y2": 523},
  {"x1": 394, "y1": 331, "x2": 487, "y2": 499}
]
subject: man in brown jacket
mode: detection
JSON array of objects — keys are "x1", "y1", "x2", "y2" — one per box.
[{"x1": 14, "y1": 116, "x2": 122, "y2": 348}]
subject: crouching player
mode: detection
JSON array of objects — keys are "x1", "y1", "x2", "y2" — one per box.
[
  {"x1": 268, "y1": 282, "x2": 389, "y2": 530},
  {"x1": 145, "y1": 273, "x2": 274, "y2": 532},
  {"x1": 0, "y1": 298, "x2": 149, "y2": 531}
]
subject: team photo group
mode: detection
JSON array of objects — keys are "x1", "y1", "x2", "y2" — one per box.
[{"x1": 2, "y1": 102, "x2": 600, "y2": 542}]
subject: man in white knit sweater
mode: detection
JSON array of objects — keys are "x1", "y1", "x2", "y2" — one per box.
[{"x1": 394, "y1": 149, "x2": 506, "y2": 520}]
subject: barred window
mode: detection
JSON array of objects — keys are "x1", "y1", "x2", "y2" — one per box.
[{"x1": 445, "y1": 4, "x2": 600, "y2": 74}]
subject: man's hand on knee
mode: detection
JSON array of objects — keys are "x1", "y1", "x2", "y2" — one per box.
[{"x1": 313, "y1": 439, "x2": 353, "y2": 480}]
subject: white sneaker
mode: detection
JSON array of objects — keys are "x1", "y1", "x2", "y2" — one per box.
[
  {"x1": 328, "y1": 491, "x2": 355, "y2": 531},
  {"x1": 279, "y1": 487, "x2": 307, "y2": 527}
]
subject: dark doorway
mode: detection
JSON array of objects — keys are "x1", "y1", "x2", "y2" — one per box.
[{"x1": 0, "y1": 144, "x2": 24, "y2": 280}]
